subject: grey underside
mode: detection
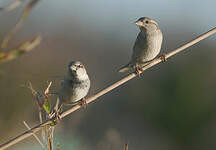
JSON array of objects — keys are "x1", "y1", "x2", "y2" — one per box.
[
  {"x1": 56, "y1": 78, "x2": 90, "y2": 110},
  {"x1": 119, "y1": 30, "x2": 162, "y2": 72},
  {"x1": 131, "y1": 31, "x2": 162, "y2": 65}
]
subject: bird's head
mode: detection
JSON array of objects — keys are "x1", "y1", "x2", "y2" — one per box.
[
  {"x1": 68, "y1": 61, "x2": 88, "y2": 80},
  {"x1": 135, "y1": 17, "x2": 159, "y2": 32}
]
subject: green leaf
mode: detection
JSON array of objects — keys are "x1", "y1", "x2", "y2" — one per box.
[
  {"x1": 50, "y1": 120, "x2": 57, "y2": 126},
  {"x1": 43, "y1": 100, "x2": 51, "y2": 114},
  {"x1": 12, "y1": 50, "x2": 22, "y2": 57}
]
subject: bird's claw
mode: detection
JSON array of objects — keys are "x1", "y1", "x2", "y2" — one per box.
[
  {"x1": 50, "y1": 109, "x2": 62, "y2": 121},
  {"x1": 79, "y1": 98, "x2": 87, "y2": 108},
  {"x1": 135, "y1": 66, "x2": 143, "y2": 77},
  {"x1": 159, "y1": 54, "x2": 167, "y2": 62},
  {"x1": 55, "y1": 112, "x2": 62, "y2": 121}
]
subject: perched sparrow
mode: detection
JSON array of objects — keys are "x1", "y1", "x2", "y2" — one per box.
[
  {"x1": 118, "y1": 17, "x2": 163, "y2": 75},
  {"x1": 55, "y1": 61, "x2": 90, "y2": 112}
]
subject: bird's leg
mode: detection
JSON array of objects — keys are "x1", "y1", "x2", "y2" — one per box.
[
  {"x1": 135, "y1": 65, "x2": 143, "y2": 77},
  {"x1": 79, "y1": 98, "x2": 87, "y2": 108},
  {"x1": 159, "y1": 54, "x2": 167, "y2": 62},
  {"x1": 54, "y1": 110, "x2": 62, "y2": 121}
]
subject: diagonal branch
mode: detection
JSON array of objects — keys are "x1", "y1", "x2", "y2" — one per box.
[{"x1": 0, "y1": 27, "x2": 215, "y2": 150}]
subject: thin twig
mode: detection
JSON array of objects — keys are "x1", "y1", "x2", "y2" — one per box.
[
  {"x1": 0, "y1": 35, "x2": 41, "y2": 64},
  {"x1": 0, "y1": 0, "x2": 25, "y2": 12},
  {"x1": 39, "y1": 109, "x2": 47, "y2": 146},
  {"x1": 44, "y1": 81, "x2": 54, "y2": 150},
  {"x1": 23, "y1": 121, "x2": 46, "y2": 149},
  {"x1": 124, "y1": 144, "x2": 128, "y2": 150},
  {"x1": 1, "y1": 0, "x2": 41, "y2": 48},
  {"x1": 45, "y1": 82, "x2": 52, "y2": 96},
  {"x1": 0, "y1": 27, "x2": 215, "y2": 150},
  {"x1": 48, "y1": 127, "x2": 54, "y2": 150}
]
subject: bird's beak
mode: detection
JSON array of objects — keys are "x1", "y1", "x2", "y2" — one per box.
[
  {"x1": 135, "y1": 20, "x2": 143, "y2": 26},
  {"x1": 71, "y1": 64, "x2": 85, "y2": 72},
  {"x1": 71, "y1": 66, "x2": 78, "y2": 72}
]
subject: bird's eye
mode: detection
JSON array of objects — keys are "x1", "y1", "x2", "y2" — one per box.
[
  {"x1": 79, "y1": 64, "x2": 84, "y2": 68},
  {"x1": 145, "y1": 20, "x2": 149, "y2": 24}
]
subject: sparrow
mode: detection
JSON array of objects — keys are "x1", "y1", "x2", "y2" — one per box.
[
  {"x1": 55, "y1": 61, "x2": 90, "y2": 114},
  {"x1": 118, "y1": 17, "x2": 163, "y2": 75}
]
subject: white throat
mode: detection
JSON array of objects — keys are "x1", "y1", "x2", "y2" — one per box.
[{"x1": 76, "y1": 68, "x2": 89, "y2": 81}]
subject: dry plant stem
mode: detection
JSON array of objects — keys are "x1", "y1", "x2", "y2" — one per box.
[
  {"x1": 46, "y1": 126, "x2": 52, "y2": 150},
  {"x1": 23, "y1": 121, "x2": 46, "y2": 149},
  {"x1": 1, "y1": 16, "x2": 24, "y2": 49},
  {"x1": 0, "y1": 27, "x2": 215, "y2": 150},
  {"x1": 39, "y1": 110, "x2": 47, "y2": 146},
  {"x1": 45, "y1": 125, "x2": 54, "y2": 150},
  {"x1": 0, "y1": 0, "x2": 25, "y2": 12},
  {"x1": 1, "y1": 0, "x2": 41, "y2": 48},
  {"x1": 0, "y1": 35, "x2": 41, "y2": 63},
  {"x1": 124, "y1": 144, "x2": 128, "y2": 150}
]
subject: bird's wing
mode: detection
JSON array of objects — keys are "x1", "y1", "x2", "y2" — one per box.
[
  {"x1": 118, "y1": 32, "x2": 146, "y2": 73},
  {"x1": 58, "y1": 78, "x2": 75, "y2": 103},
  {"x1": 132, "y1": 32, "x2": 147, "y2": 61}
]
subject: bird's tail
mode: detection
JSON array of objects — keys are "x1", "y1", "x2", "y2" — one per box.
[
  {"x1": 118, "y1": 63, "x2": 132, "y2": 73},
  {"x1": 118, "y1": 61, "x2": 151, "y2": 73}
]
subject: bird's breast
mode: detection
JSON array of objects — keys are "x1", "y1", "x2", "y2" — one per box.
[
  {"x1": 134, "y1": 30, "x2": 162, "y2": 62},
  {"x1": 145, "y1": 32, "x2": 163, "y2": 60},
  {"x1": 71, "y1": 79, "x2": 90, "y2": 102}
]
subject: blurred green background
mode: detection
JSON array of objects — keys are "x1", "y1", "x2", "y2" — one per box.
[{"x1": 0, "y1": 0, "x2": 216, "y2": 150}]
